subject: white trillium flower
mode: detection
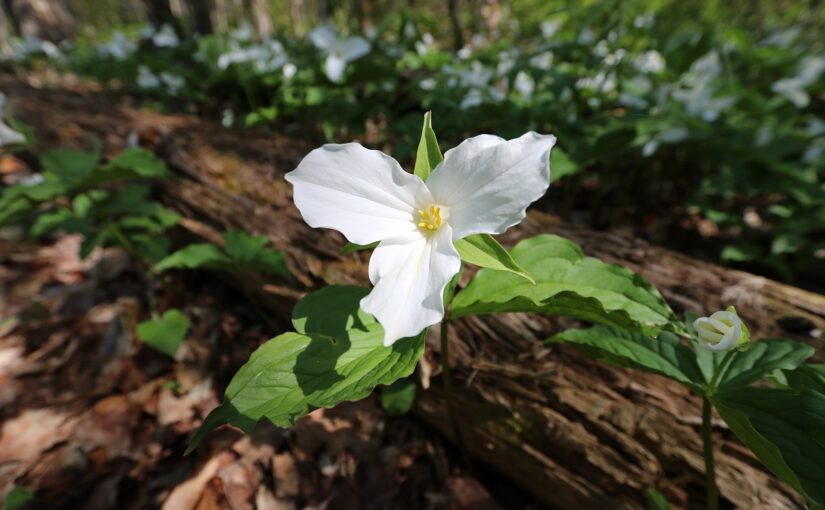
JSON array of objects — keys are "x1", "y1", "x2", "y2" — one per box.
[
  {"x1": 693, "y1": 307, "x2": 750, "y2": 352},
  {"x1": 286, "y1": 133, "x2": 556, "y2": 345},
  {"x1": 310, "y1": 24, "x2": 370, "y2": 83},
  {"x1": 137, "y1": 65, "x2": 161, "y2": 89},
  {"x1": 771, "y1": 56, "x2": 825, "y2": 108},
  {"x1": 98, "y1": 31, "x2": 136, "y2": 61},
  {"x1": 153, "y1": 24, "x2": 180, "y2": 48}
]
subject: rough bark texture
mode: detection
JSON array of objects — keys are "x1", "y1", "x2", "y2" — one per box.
[
  {"x1": 6, "y1": 78, "x2": 825, "y2": 509},
  {"x1": 3, "y1": 0, "x2": 75, "y2": 42}
]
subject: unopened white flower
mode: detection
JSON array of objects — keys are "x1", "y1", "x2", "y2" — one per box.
[
  {"x1": 693, "y1": 307, "x2": 750, "y2": 352},
  {"x1": 153, "y1": 24, "x2": 180, "y2": 48},
  {"x1": 286, "y1": 132, "x2": 556, "y2": 345},
  {"x1": 310, "y1": 24, "x2": 370, "y2": 83}
]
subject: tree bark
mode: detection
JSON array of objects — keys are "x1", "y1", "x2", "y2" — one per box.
[
  {"x1": 447, "y1": 0, "x2": 463, "y2": 51},
  {"x1": 188, "y1": 0, "x2": 213, "y2": 35},
  {"x1": 6, "y1": 78, "x2": 823, "y2": 509},
  {"x1": 144, "y1": 0, "x2": 181, "y2": 34},
  {"x1": 3, "y1": 0, "x2": 74, "y2": 42}
]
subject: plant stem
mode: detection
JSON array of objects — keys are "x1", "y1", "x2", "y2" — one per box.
[
  {"x1": 708, "y1": 350, "x2": 735, "y2": 391},
  {"x1": 702, "y1": 396, "x2": 719, "y2": 510}
]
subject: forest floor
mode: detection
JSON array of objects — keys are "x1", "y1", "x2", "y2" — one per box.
[{"x1": 0, "y1": 229, "x2": 514, "y2": 510}]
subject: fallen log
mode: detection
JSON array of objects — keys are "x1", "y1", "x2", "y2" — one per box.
[{"x1": 7, "y1": 78, "x2": 825, "y2": 509}]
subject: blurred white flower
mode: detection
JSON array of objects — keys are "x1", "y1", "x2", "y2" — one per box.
[
  {"x1": 457, "y1": 46, "x2": 473, "y2": 60},
  {"x1": 540, "y1": 20, "x2": 563, "y2": 39},
  {"x1": 578, "y1": 28, "x2": 595, "y2": 45},
  {"x1": 160, "y1": 72, "x2": 185, "y2": 95},
  {"x1": 222, "y1": 109, "x2": 235, "y2": 127},
  {"x1": 761, "y1": 26, "x2": 801, "y2": 48},
  {"x1": 771, "y1": 56, "x2": 825, "y2": 108},
  {"x1": 98, "y1": 31, "x2": 136, "y2": 61},
  {"x1": 633, "y1": 14, "x2": 655, "y2": 29},
  {"x1": 230, "y1": 21, "x2": 254, "y2": 42},
  {"x1": 514, "y1": 71, "x2": 535, "y2": 99},
  {"x1": 673, "y1": 51, "x2": 734, "y2": 121},
  {"x1": 0, "y1": 92, "x2": 25, "y2": 147},
  {"x1": 137, "y1": 65, "x2": 160, "y2": 89},
  {"x1": 529, "y1": 51, "x2": 553, "y2": 70},
  {"x1": 218, "y1": 39, "x2": 287, "y2": 73},
  {"x1": 153, "y1": 24, "x2": 180, "y2": 48},
  {"x1": 419, "y1": 78, "x2": 436, "y2": 91},
  {"x1": 310, "y1": 24, "x2": 370, "y2": 83},
  {"x1": 634, "y1": 50, "x2": 665, "y2": 74},
  {"x1": 693, "y1": 307, "x2": 750, "y2": 352},
  {"x1": 415, "y1": 33, "x2": 435, "y2": 56},
  {"x1": 576, "y1": 71, "x2": 616, "y2": 94},
  {"x1": 283, "y1": 63, "x2": 297, "y2": 79}
]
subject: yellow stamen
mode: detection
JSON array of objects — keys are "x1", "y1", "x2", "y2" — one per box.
[{"x1": 416, "y1": 205, "x2": 444, "y2": 234}]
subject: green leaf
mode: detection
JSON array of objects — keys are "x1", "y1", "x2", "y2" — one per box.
[
  {"x1": 186, "y1": 286, "x2": 424, "y2": 453},
  {"x1": 41, "y1": 147, "x2": 100, "y2": 189},
  {"x1": 341, "y1": 241, "x2": 379, "y2": 255},
  {"x1": 646, "y1": 487, "x2": 670, "y2": 510},
  {"x1": 413, "y1": 111, "x2": 443, "y2": 181},
  {"x1": 155, "y1": 243, "x2": 232, "y2": 271},
  {"x1": 454, "y1": 234, "x2": 535, "y2": 284},
  {"x1": 548, "y1": 326, "x2": 705, "y2": 391},
  {"x1": 452, "y1": 235, "x2": 678, "y2": 332},
  {"x1": 136, "y1": 309, "x2": 190, "y2": 358},
  {"x1": 550, "y1": 147, "x2": 580, "y2": 180},
  {"x1": 4, "y1": 486, "x2": 34, "y2": 510},
  {"x1": 714, "y1": 339, "x2": 815, "y2": 391},
  {"x1": 713, "y1": 387, "x2": 825, "y2": 506},
  {"x1": 223, "y1": 229, "x2": 291, "y2": 278},
  {"x1": 382, "y1": 377, "x2": 417, "y2": 416},
  {"x1": 786, "y1": 365, "x2": 825, "y2": 394}
]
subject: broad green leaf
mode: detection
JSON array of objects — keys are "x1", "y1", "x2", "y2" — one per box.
[
  {"x1": 186, "y1": 285, "x2": 424, "y2": 453},
  {"x1": 452, "y1": 235, "x2": 678, "y2": 332},
  {"x1": 713, "y1": 339, "x2": 815, "y2": 391},
  {"x1": 41, "y1": 147, "x2": 99, "y2": 189},
  {"x1": 413, "y1": 111, "x2": 443, "y2": 181},
  {"x1": 454, "y1": 234, "x2": 535, "y2": 284},
  {"x1": 713, "y1": 387, "x2": 825, "y2": 506},
  {"x1": 4, "y1": 486, "x2": 34, "y2": 510},
  {"x1": 786, "y1": 364, "x2": 825, "y2": 394},
  {"x1": 646, "y1": 487, "x2": 670, "y2": 510},
  {"x1": 85, "y1": 148, "x2": 171, "y2": 186},
  {"x1": 136, "y1": 309, "x2": 190, "y2": 358},
  {"x1": 291, "y1": 285, "x2": 376, "y2": 334},
  {"x1": 341, "y1": 241, "x2": 379, "y2": 255},
  {"x1": 382, "y1": 377, "x2": 417, "y2": 416},
  {"x1": 548, "y1": 326, "x2": 705, "y2": 391},
  {"x1": 155, "y1": 243, "x2": 231, "y2": 271}
]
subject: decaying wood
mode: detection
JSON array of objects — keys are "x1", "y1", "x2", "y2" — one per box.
[{"x1": 7, "y1": 78, "x2": 825, "y2": 509}]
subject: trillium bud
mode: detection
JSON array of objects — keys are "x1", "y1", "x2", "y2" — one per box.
[{"x1": 692, "y1": 306, "x2": 751, "y2": 352}]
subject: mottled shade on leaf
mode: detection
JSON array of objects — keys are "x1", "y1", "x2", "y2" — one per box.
[{"x1": 186, "y1": 286, "x2": 424, "y2": 454}]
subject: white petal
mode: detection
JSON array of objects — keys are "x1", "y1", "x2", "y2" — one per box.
[
  {"x1": 340, "y1": 37, "x2": 370, "y2": 61},
  {"x1": 0, "y1": 121, "x2": 26, "y2": 146},
  {"x1": 310, "y1": 25, "x2": 337, "y2": 51},
  {"x1": 361, "y1": 225, "x2": 461, "y2": 346},
  {"x1": 285, "y1": 143, "x2": 432, "y2": 245},
  {"x1": 426, "y1": 132, "x2": 556, "y2": 240},
  {"x1": 325, "y1": 54, "x2": 347, "y2": 82}
]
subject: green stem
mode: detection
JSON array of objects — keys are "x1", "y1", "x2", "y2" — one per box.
[
  {"x1": 702, "y1": 396, "x2": 719, "y2": 510},
  {"x1": 708, "y1": 350, "x2": 735, "y2": 391}
]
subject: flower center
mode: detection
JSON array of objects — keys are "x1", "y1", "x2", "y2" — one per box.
[{"x1": 417, "y1": 205, "x2": 444, "y2": 233}]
